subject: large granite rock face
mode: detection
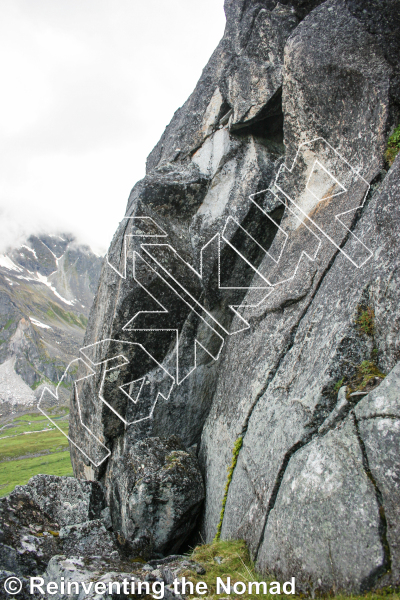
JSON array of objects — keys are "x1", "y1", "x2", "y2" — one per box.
[
  {"x1": 212, "y1": 153, "x2": 400, "y2": 592},
  {"x1": 258, "y1": 362, "x2": 400, "y2": 592},
  {"x1": 69, "y1": 0, "x2": 400, "y2": 591}
]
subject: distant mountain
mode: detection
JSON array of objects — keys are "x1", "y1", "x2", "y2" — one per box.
[{"x1": 0, "y1": 234, "x2": 103, "y2": 414}]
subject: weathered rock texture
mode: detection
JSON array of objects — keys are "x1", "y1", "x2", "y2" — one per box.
[
  {"x1": 105, "y1": 436, "x2": 205, "y2": 555},
  {"x1": 0, "y1": 475, "x2": 110, "y2": 577},
  {"x1": 70, "y1": 0, "x2": 400, "y2": 592},
  {"x1": 0, "y1": 474, "x2": 198, "y2": 599}
]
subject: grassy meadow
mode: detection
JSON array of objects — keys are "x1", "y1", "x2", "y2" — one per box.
[{"x1": 0, "y1": 406, "x2": 72, "y2": 496}]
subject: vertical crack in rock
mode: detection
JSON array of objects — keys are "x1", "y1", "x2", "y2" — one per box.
[
  {"x1": 220, "y1": 177, "x2": 377, "y2": 540},
  {"x1": 254, "y1": 435, "x2": 313, "y2": 559},
  {"x1": 352, "y1": 412, "x2": 392, "y2": 589},
  {"x1": 240, "y1": 6, "x2": 265, "y2": 52}
]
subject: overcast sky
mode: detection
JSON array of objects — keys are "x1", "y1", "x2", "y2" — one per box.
[{"x1": 0, "y1": 0, "x2": 226, "y2": 255}]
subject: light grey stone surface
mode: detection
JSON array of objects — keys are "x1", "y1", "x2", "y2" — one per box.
[
  {"x1": 43, "y1": 556, "x2": 135, "y2": 600},
  {"x1": 59, "y1": 520, "x2": 117, "y2": 559},
  {"x1": 355, "y1": 359, "x2": 400, "y2": 421},
  {"x1": 355, "y1": 363, "x2": 400, "y2": 584},
  {"x1": 258, "y1": 419, "x2": 384, "y2": 593},
  {"x1": 0, "y1": 480, "x2": 63, "y2": 577},
  {"x1": 211, "y1": 153, "x2": 400, "y2": 591}
]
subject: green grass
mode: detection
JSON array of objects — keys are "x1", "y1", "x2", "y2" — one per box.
[
  {"x1": 0, "y1": 421, "x2": 59, "y2": 438},
  {"x1": 184, "y1": 540, "x2": 400, "y2": 600},
  {"x1": 333, "y1": 377, "x2": 345, "y2": 395},
  {"x1": 46, "y1": 302, "x2": 86, "y2": 329},
  {"x1": 31, "y1": 373, "x2": 73, "y2": 391},
  {"x1": 0, "y1": 451, "x2": 72, "y2": 497},
  {"x1": 31, "y1": 379, "x2": 47, "y2": 390},
  {"x1": 0, "y1": 425, "x2": 69, "y2": 460},
  {"x1": 0, "y1": 409, "x2": 72, "y2": 496},
  {"x1": 79, "y1": 314, "x2": 88, "y2": 327},
  {"x1": 14, "y1": 407, "x2": 69, "y2": 421},
  {"x1": 14, "y1": 413, "x2": 52, "y2": 421},
  {"x1": 0, "y1": 412, "x2": 68, "y2": 439},
  {"x1": 189, "y1": 540, "x2": 264, "y2": 592},
  {"x1": 0, "y1": 409, "x2": 68, "y2": 436},
  {"x1": 185, "y1": 539, "x2": 274, "y2": 600},
  {"x1": 385, "y1": 123, "x2": 400, "y2": 166},
  {"x1": 3, "y1": 318, "x2": 14, "y2": 330}
]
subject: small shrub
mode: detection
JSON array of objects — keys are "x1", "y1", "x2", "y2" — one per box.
[
  {"x1": 348, "y1": 360, "x2": 386, "y2": 394},
  {"x1": 359, "y1": 360, "x2": 385, "y2": 388},
  {"x1": 165, "y1": 451, "x2": 182, "y2": 469},
  {"x1": 333, "y1": 377, "x2": 345, "y2": 395},
  {"x1": 356, "y1": 306, "x2": 375, "y2": 336},
  {"x1": 385, "y1": 123, "x2": 400, "y2": 166}
]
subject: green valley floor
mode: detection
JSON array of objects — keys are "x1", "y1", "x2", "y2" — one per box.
[{"x1": 0, "y1": 406, "x2": 72, "y2": 496}]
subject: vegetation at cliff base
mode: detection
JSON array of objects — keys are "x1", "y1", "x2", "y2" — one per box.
[
  {"x1": 185, "y1": 539, "x2": 279, "y2": 600},
  {"x1": 183, "y1": 539, "x2": 400, "y2": 600},
  {"x1": 385, "y1": 124, "x2": 400, "y2": 166}
]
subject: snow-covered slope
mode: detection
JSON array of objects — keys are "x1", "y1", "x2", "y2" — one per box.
[
  {"x1": 0, "y1": 358, "x2": 35, "y2": 406},
  {"x1": 0, "y1": 234, "x2": 103, "y2": 404}
]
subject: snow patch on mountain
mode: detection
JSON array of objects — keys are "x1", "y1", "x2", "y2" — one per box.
[
  {"x1": 29, "y1": 317, "x2": 52, "y2": 330},
  {"x1": 0, "y1": 256, "x2": 23, "y2": 272},
  {"x1": 20, "y1": 245, "x2": 38, "y2": 259},
  {"x1": 35, "y1": 272, "x2": 75, "y2": 306}
]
